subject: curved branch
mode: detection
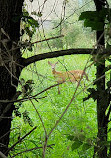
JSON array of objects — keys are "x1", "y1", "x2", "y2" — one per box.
[
  {"x1": 23, "y1": 48, "x2": 96, "y2": 67},
  {"x1": 22, "y1": 48, "x2": 111, "y2": 67}
]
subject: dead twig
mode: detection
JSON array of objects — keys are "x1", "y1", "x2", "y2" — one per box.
[
  {"x1": 0, "y1": 82, "x2": 64, "y2": 103},
  {"x1": 31, "y1": 35, "x2": 64, "y2": 45}
]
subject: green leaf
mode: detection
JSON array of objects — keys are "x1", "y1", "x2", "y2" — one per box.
[
  {"x1": 83, "y1": 88, "x2": 97, "y2": 102},
  {"x1": 79, "y1": 9, "x2": 107, "y2": 21},
  {"x1": 79, "y1": 11, "x2": 97, "y2": 20},
  {"x1": 22, "y1": 110, "x2": 34, "y2": 127},
  {"x1": 37, "y1": 12, "x2": 42, "y2": 17},
  {"x1": 23, "y1": 10, "x2": 29, "y2": 17},
  {"x1": 28, "y1": 18, "x2": 39, "y2": 28},
  {"x1": 79, "y1": 9, "x2": 107, "y2": 31},
  {"x1": 92, "y1": 22, "x2": 104, "y2": 31},
  {"x1": 82, "y1": 143, "x2": 92, "y2": 151},
  {"x1": 26, "y1": 80, "x2": 34, "y2": 84},
  {"x1": 14, "y1": 109, "x2": 21, "y2": 117},
  {"x1": 25, "y1": 27, "x2": 33, "y2": 37},
  {"x1": 71, "y1": 141, "x2": 83, "y2": 151},
  {"x1": 84, "y1": 20, "x2": 104, "y2": 31},
  {"x1": 20, "y1": 78, "x2": 25, "y2": 84},
  {"x1": 31, "y1": 11, "x2": 37, "y2": 15},
  {"x1": 99, "y1": 8, "x2": 108, "y2": 18}
]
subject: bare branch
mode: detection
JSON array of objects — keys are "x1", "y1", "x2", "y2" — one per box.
[
  {"x1": 23, "y1": 48, "x2": 111, "y2": 67},
  {"x1": 11, "y1": 144, "x2": 55, "y2": 158},
  {"x1": 0, "y1": 82, "x2": 64, "y2": 104},
  {"x1": 31, "y1": 35, "x2": 64, "y2": 45},
  {"x1": 5, "y1": 126, "x2": 37, "y2": 154},
  {"x1": 23, "y1": 48, "x2": 96, "y2": 67}
]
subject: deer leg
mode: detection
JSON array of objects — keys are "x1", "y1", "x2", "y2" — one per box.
[{"x1": 58, "y1": 84, "x2": 60, "y2": 94}]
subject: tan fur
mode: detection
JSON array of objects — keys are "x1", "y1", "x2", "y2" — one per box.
[{"x1": 48, "y1": 61, "x2": 89, "y2": 94}]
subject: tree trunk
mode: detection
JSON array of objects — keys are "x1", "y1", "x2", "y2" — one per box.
[
  {"x1": 94, "y1": 0, "x2": 108, "y2": 157},
  {"x1": 0, "y1": 0, "x2": 24, "y2": 155}
]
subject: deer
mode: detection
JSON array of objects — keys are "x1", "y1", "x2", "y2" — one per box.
[{"x1": 48, "y1": 61, "x2": 89, "y2": 94}]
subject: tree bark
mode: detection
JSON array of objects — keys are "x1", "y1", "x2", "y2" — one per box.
[
  {"x1": 94, "y1": 0, "x2": 108, "y2": 157},
  {"x1": 0, "y1": 0, "x2": 24, "y2": 155}
]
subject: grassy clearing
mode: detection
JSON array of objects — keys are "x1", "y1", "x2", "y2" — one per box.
[{"x1": 10, "y1": 54, "x2": 97, "y2": 157}]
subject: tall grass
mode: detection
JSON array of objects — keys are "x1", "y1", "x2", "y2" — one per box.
[
  {"x1": 10, "y1": 53, "x2": 97, "y2": 157},
  {"x1": 9, "y1": 10, "x2": 98, "y2": 157}
]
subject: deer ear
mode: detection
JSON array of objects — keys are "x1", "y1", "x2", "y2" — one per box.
[
  {"x1": 48, "y1": 61, "x2": 51, "y2": 65},
  {"x1": 55, "y1": 62, "x2": 58, "y2": 65}
]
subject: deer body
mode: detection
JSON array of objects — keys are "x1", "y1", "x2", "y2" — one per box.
[{"x1": 48, "y1": 61, "x2": 89, "y2": 94}]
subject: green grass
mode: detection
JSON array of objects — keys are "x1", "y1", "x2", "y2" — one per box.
[{"x1": 9, "y1": 54, "x2": 97, "y2": 158}]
